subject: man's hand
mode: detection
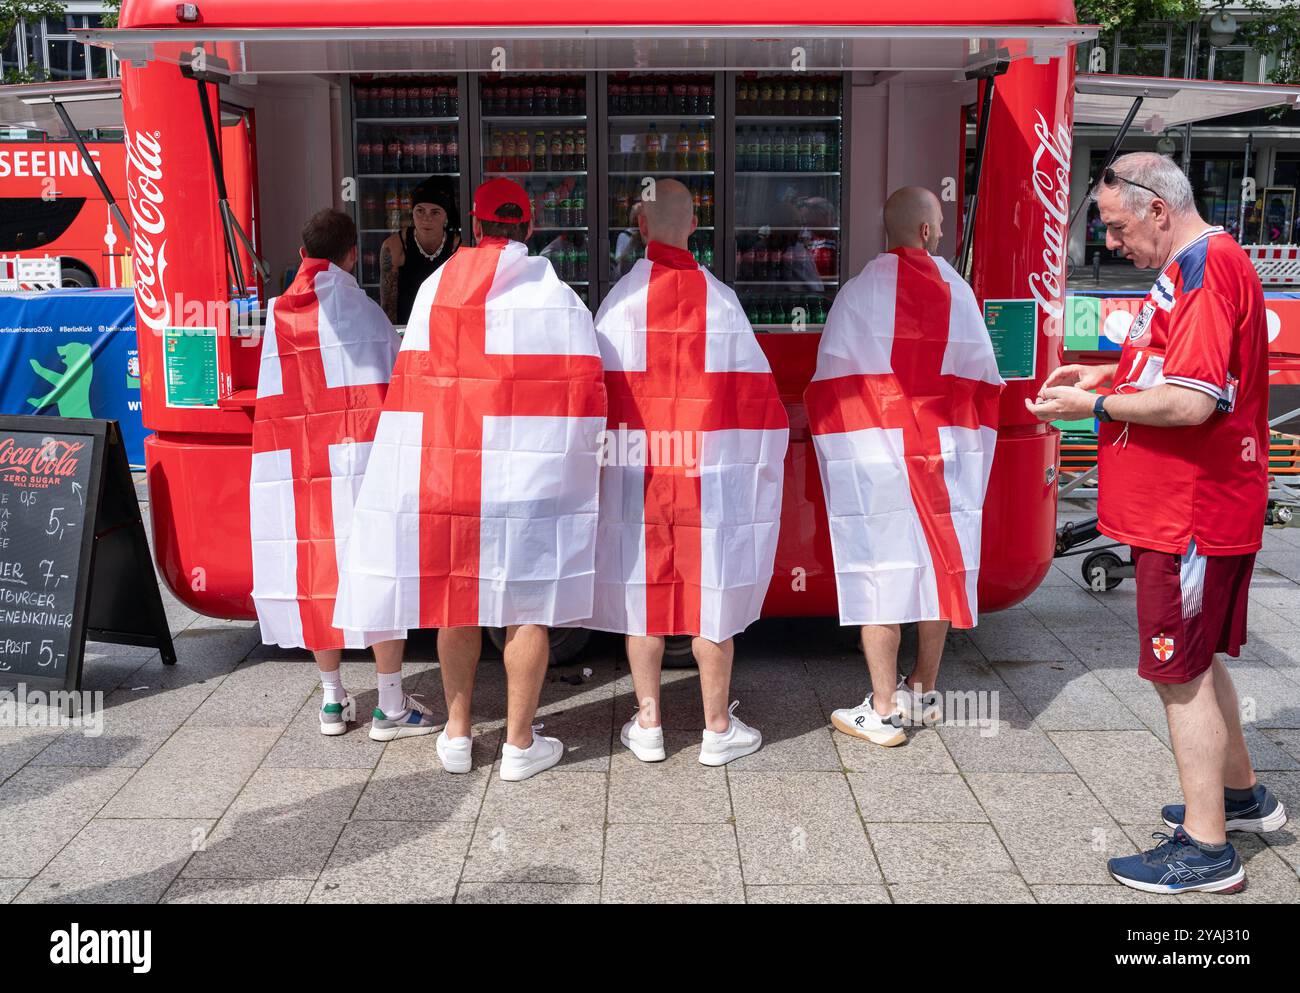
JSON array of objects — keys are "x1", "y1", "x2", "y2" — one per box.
[
  {"x1": 1025, "y1": 385, "x2": 1098, "y2": 422},
  {"x1": 1041, "y1": 362, "x2": 1117, "y2": 392}
]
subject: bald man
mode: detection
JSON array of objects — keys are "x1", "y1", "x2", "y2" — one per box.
[
  {"x1": 588, "y1": 178, "x2": 789, "y2": 766},
  {"x1": 805, "y1": 185, "x2": 1003, "y2": 746}
]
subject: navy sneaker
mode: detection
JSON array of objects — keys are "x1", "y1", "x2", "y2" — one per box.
[
  {"x1": 1162, "y1": 784, "x2": 1287, "y2": 834},
  {"x1": 1108, "y1": 827, "x2": 1245, "y2": 895}
]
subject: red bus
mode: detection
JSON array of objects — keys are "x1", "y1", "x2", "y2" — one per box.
[{"x1": 0, "y1": 77, "x2": 260, "y2": 292}]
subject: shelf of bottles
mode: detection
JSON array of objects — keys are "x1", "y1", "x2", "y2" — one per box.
[
  {"x1": 733, "y1": 74, "x2": 842, "y2": 331},
  {"x1": 606, "y1": 74, "x2": 717, "y2": 280},
  {"x1": 350, "y1": 76, "x2": 462, "y2": 298},
  {"x1": 478, "y1": 74, "x2": 591, "y2": 303}
]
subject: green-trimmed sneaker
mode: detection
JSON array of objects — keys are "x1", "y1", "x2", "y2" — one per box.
[
  {"x1": 369, "y1": 694, "x2": 440, "y2": 741},
  {"x1": 320, "y1": 697, "x2": 356, "y2": 736}
]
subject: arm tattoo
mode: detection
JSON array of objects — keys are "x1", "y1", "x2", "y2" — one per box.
[{"x1": 380, "y1": 244, "x2": 399, "y2": 324}]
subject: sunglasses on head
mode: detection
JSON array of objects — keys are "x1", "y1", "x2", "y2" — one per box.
[{"x1": 1101, "y1": 167, "x2": 1165, "y2": 201}]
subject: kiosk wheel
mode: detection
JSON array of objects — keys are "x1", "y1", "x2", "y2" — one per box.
[
  {"x1": 485, "y1": 626, "x2": 591, "y2": 666},
  {"x1": 662, "y1": 635, "x2": 696, "y2": 669},
  {"x1": 1082, "y1": 551, "x2": 1124, "y2": 592}
]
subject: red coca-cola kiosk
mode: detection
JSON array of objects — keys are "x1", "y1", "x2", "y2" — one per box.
[{"x1": 82, "y1": 1, "x2": 1093, "y2": 639}]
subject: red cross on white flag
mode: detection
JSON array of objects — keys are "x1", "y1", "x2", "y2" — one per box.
[
  {"x1": 586, "y1": 242, "x2": 789, "y2": 642},
  {"x1": 251, "y1": 258, "x2": 402, "y2": 651},
  {"x1": 334, "y1": 237, "x2": 607, "y2": 631},
  {"x1": 804, "y1": 248, "x2": 1004, "y2": 629}
]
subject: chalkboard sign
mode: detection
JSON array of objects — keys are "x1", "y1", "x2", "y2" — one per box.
[
  {"x1": 0, "y1": 416, "x2": 175, "y2": 692},
  {"x1": 982, "y1": 298, "x2": 1040, "y2": 381}
]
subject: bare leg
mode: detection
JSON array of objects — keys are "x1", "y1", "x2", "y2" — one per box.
[
  {"x1": 1155, "y1": 669, "x2": 1228, "y2": 846},
  {"x1": 693, "y1": 636, "x2": 734, "y2": 733},
  {"x1": 861, "y1": 624, "x2": 901, "y2": 717},
  {"x1": 503, "y1": 624, "x2": 549, "y2": 749},
  {"x1": 909, "y1": 620, "x2": 948, "y2": 693},
  {"x1": 313, "y1": 648, "x2": 342, "y2": 676},
  {"x1": 438, "y1": 627, "x2": 481, "y2": 739},
  {"x1": 627, "y1": 635, "x2": 665, "y2": 728},
  {"x1": 1209, "y1": 657, "x2": 1257, "y2": 791},
  {"x1": 371, "y1": 638, "x2": 404, "y2": 675}
]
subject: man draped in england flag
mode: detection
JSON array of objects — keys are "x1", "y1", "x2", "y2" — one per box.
[
  {"x1": 587, "y1": 179, "x2": 788, "y2": 767},
  {"x1": 251, "y1": 209, "x2": 438, "y2": 742},
  {"x1": 804, "y1": 188, "x2": 1003, "y2": 746},
  {"x1": 335, "y1": 179, "x2": 606, "y2": 782}
]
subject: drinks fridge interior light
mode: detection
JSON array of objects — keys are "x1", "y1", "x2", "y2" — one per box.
[
  {"x1": 352, "y1": 75, "x2": 461, "y2": 300},
  {"x1": 479, "y1": 73, "x2": 591, "y2": 302},
  {"x1": 733, "y1": 73, "x2": 841, "y2": 330},
  {"x1": 606, "y1": 73, "x2": 717, "y2": 281}
]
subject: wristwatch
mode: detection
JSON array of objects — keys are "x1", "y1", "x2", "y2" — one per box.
[{"x1": 1094, "y1": 394, "x2": 1113, "y2": 423}]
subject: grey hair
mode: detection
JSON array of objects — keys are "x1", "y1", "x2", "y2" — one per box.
[{"x1": 1093, "y1": 151, "x2": 1196, "y2": 218}]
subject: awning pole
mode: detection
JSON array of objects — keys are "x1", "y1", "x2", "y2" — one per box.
[
  {"x1": 50, "y1": 98, "x2": 131, "y2": 242},
  {"x1": 1236, "y1": 131, "x2": 1253, "y2": 242},
  {"x1": 195, "y1": 78, "x2": 248, "y2": 297},
  {"x1": 957, "y1": 61, "x2": 1006, "y2": 280},
  {"x1": 1065, "y1": 94, "x2": 1143, "y2": 236}
]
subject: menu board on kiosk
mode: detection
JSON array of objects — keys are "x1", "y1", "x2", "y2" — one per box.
[{"x1": 0, "y1": 416, "x2": 176, "y2": 692}]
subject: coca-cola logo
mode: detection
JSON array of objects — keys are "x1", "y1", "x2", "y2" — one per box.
[
  {"x1": 0, "y1": 437, "x2": 86, "y2": 478},
  {"x1": 1027, "y1": 109, "x2": 1071, "y2": 322},
  {"x1": 125, "y1": 128, "x2": 170, "y2": 334}
]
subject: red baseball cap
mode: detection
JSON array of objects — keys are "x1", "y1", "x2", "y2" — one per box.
[{"x1": 471, "y1": 177, "x2": 532, "y2": 225}]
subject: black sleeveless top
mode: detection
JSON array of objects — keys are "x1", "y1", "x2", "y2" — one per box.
[{"x1": 395, "y1": 226, "x2": 456, "y2": 324}]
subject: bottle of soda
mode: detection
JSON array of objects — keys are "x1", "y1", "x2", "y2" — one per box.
[
  {"x1": 772, "y1": 130, "x2": 786, "y2": 171},
  {"x1": 610, "y1": 83, "x2": 624, "y2": 114},
  {"x1": 385, "y1": 133, "x2": 402, "y2": 173},
  {"x1": 675, "y1": 130, "x2": 691, "y2": 171},
  {"x1": 357, "y1": 140, "x2": 372, "y2": 174},
  {"x1": 401, "y1": 135, "x2": 417, "y2": 174},
  {"x1": 549, "y1": 131, "x2": 564, "y2": 170},
  {"x1": 563, "y1": 130, "x2": 577, "y2": 171},
  {"x1": 575, "y1": 131, "x2": 587, "y2": 171},
  {"x1": 694, "y1": 127, "x2": 710, "y2": 171},
  {"x1": 426, "y1": 131, "x2": 442, "y2": 173},
  {"x1": 521, "y1": 85, "x2": 535, "y2": 115},
  {"x1": 772, "y1": 81, "x2": 786, "y2": 115},
  {"x1": 737, "y1": 79, "x2": 751, "y2": 114},
  {"x1": 559, "y1": 195, "x2": 573, "y2": 227},
  {"x1": 745, "y1": 130, "x2": 760, "y2": 172},
  {"x1": 812, "y1": 131, "x2": 827, "y2": 172},
  {"x1": 573, "y1": 191, "x2": 585, "y2": 226},
  {"x1": 799, "y1": 129, "x2": 813, "y2": 172},
  {"x1": 576, "y1": 244, "x2": 588, "y2": 279},
  {"x1": 758, "y1": 79, "x2": 773, "y2": 114},
  {"x1": 645, "y1": 124, "x2": 661, "y2": 170},
  {"x1": 701, "y1": 84, "x2": 713, "y2": 114},
  {"x1": 414, "y1": 133, "x2": 430, "y2": 173},
  {"x1": 700, "y1": 189, "x2": 713, "y2": 226},
  {"x1": 534, "y1": 131, "x2": 547, "y2": 171},
  {"x1": 758, "y1": 129, "x2": 772, "y2": 172},
  {"x1": 702, "y1": 241, "x2": 713, "y2": 270},
  {"x1": 446, "y1": 131, "x2": 459, "y2": 172}
]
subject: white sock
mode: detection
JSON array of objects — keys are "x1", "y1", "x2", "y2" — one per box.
[
  {"x1": 377, "y1": 672, "x2": 405, "y2": 716},
  {"x1": 320, "y1": 669, "x2": 346, "y2": 705}
]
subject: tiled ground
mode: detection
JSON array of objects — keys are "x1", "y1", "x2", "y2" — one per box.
[{"x1": 2, "y1": 491, "x2": 1299, "y2": 903}]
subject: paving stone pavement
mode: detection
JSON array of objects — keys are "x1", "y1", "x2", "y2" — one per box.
[{"x1": 2, "y1": 488, "x2": 1298, "y2": 903}]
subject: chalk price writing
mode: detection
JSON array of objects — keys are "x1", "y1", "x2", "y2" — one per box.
[
  {"x1": 18, "y1": 489, "x2": 37, "y2": 507},
  {"x1": 38, "y1": 640, "x2": 64, "y2": 668},
  {"x1": 44, "y1": 506, "x2": 74, "y2": 541},
  {"x1": 39, "y1": 559, "x2": 67, "y2": 589}
]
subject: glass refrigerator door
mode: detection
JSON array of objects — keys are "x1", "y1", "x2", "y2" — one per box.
[
  {"x1": 351, "y1": 76, "x2": 462, "y2": 302},
  {"x1": 479, "y1": 74, "x2": 591, "y2": 303},
  {"x1": 732, "y1": 73, "x2": 843, "y2": 332},
  {"x1": 605, "y1": 73, "x2": 718, "y2": 283}
]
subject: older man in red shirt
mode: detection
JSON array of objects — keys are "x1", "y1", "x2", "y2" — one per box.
[{"x1": 1028, "y1": 152, "x2": 1286, "y2": 894}]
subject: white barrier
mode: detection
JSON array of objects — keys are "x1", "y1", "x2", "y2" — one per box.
[
  {"x1": 1245, "y1": 245, "x2": 1300, "y2": 287},
  {"x1": 0, "y1": 255, "x2": 62, "y2": 292}
]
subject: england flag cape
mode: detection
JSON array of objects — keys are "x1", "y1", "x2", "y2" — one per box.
[
  {"x1": 803, "y1": 248, "x2": 1003, "y2": 629},
  {"x1": 586, "y1": 242, "x2": 788, "y2": 642},
  {"x1": 333, "y1": 236, "x2": 607, "y2": 631},
  {"x1": 250, "y1": 258, "x2": 403, "y2": 650}
]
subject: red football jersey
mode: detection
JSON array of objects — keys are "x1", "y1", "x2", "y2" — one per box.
[{"x1": 1097, "y1": 227, "x2": 1268, "y2": 555}]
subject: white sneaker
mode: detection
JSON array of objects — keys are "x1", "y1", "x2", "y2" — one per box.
[
  {"x1": 895, "y1": 676, "x2": 943, "y2": 726},
  {"x1": 699, "y1": 701, "x2": 762, "y2": 766},
  {"x1": 831, "y1": 694, "x2": 906, "y2": 746},
  {"x1": 620, "y1": 712, "x2": 667, "y2": 762},
  {"x1": 499, "y1": 725, "x2": 565, "y2": 782},
  {"x1": 436, "y1": 730, "x2": 472, "y2": 774}
]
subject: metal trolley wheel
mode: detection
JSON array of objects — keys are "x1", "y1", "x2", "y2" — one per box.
[
  {"x1": 1081, "y1": 550, "x2": 1125, "y2": 592},
  {"x1": 485, "y1": 627, "x2": 591, "y2": 666}
]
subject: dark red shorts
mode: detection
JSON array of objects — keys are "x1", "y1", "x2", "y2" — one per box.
[{"x1": 1133, "y1": 543, "x2": 1254, "y2": 684}]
